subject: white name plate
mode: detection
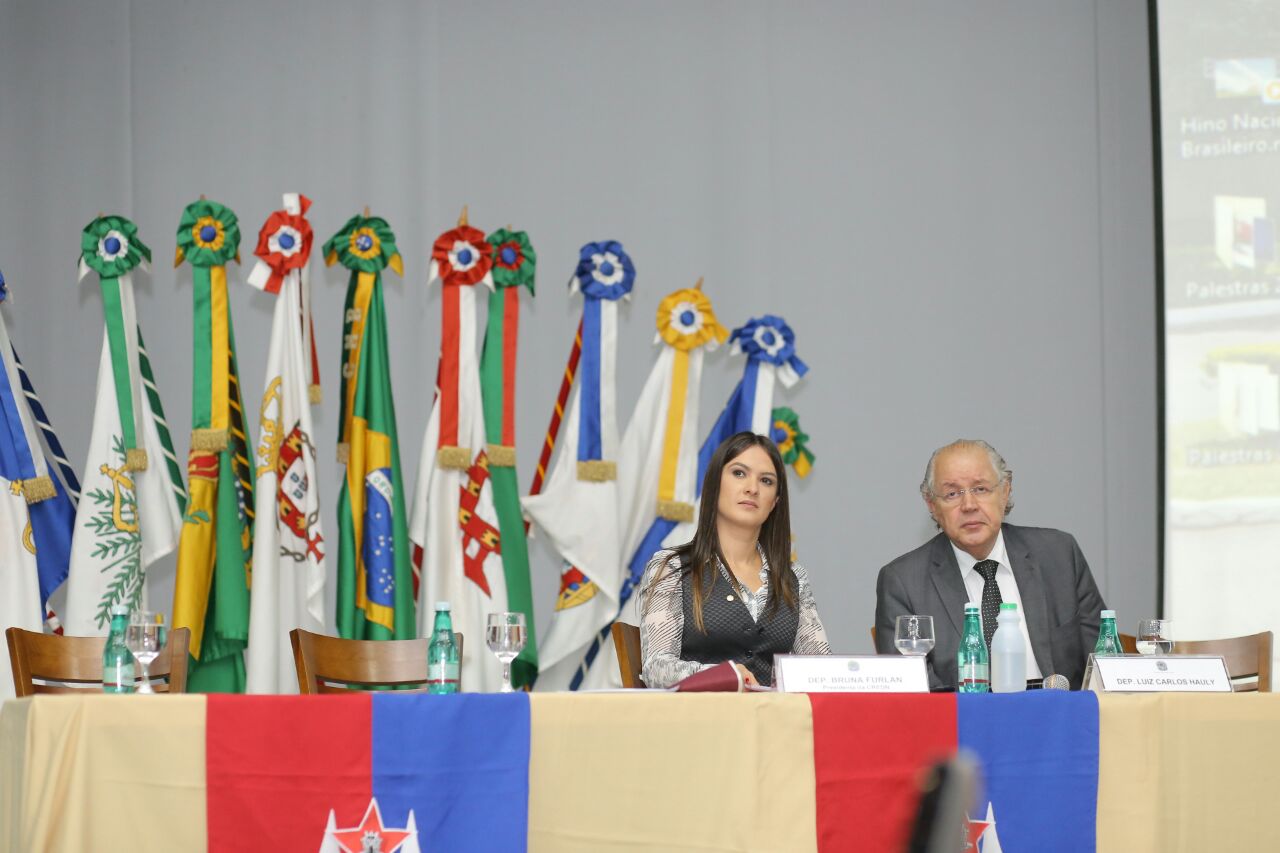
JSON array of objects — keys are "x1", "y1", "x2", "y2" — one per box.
[
  {"x1": 1085, "y1": 654, "x2": 1232, "y2": 693},
  {"x1": 774, "y1": 655, "x2": 930, "y2": 693}
]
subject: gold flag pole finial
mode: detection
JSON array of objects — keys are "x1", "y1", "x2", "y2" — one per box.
[
  {"x1": 363, "y1": 205, "x2": 370, "y2": 218},
  {"x1": 694, "y1": 276, "x2": 704, "y2": 291},
  {"x1": 458, "y1": 205, "x2": 469, "y2": 227},
  {"x1": 199, "y1": 193, "x2": 206, "y2": 201}
]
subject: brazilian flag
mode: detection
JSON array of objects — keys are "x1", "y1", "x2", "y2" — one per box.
[{"x1": 325, "y1": 215, "x2": 415, "y2": 640}]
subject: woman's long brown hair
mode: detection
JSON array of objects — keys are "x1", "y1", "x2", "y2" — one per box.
[{"x1": 648, "y1": 431, "x2": 797, "y2": 633}]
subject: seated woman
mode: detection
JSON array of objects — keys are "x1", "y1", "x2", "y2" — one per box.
[{"x1": 639, "y1": 431, "x2": 831, "y2": 688}]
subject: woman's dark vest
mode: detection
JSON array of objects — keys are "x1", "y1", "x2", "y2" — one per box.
[{"x1": 680, "y1": 566, "x2": 798, "y2": 686}]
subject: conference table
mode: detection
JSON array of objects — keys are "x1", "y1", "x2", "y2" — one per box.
[{"x1": 2, "y1": 690, "x2": 1278, "y2": 852}]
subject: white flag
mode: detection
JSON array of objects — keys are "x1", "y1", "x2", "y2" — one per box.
[
  {"x1": 65, "y1": 227, "x2": 185, "y2": 636},
  {"x1": 523, "y1": 245, "x2": 630, "y2": 692},
  {"x1": 595, "y1": 285, "x2": 728, "y2": 688},
  {"x1": 245, "y1": 197, "x2": 326, "y2": 692},
  {"x1": 410, "y1": 225, "x2": 509, "y2": 692}
]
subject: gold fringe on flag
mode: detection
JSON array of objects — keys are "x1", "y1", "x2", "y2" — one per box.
[
  {"x1": 576, "y1": 460, "x2": 617, "y2": 482},
  {"x1": 336, "y1": 443, "x2": 350, "y2": 465},
  {"x1": 486, "y1": 444, "x2": 516, "y2": 468},
  {"x1": 436, "y1": 445, "x2": 472, "y2": 470},
  {"x1": 190, "y1": 428, "x2": 228, "y2": 452},
  {"x1": 21, "y1": 475, "x2": 56, "y2": 504},
  {"x1": 124, "y1": 448, "x2": 149, "y2": 471},
  {"x1": 656, "y1": 499, "x2": 695, "y2": 523},
  {"x1": 309, "y1": 384, "x2": 323, "y2": 405}
]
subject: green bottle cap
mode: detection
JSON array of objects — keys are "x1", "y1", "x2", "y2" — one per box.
[{"x1": 999, "y1": 602, "x2": 1018, "y2": 612}]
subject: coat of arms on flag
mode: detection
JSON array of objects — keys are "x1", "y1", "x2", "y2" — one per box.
[
  {"x1": 326, "y1": 212, "x2": 415, "y2": 641},
  {"x1": 64, "y1": 215, "x2": 186, "y2": 636},
  {"x1": 523, "y1": 240, "x2": 633, "y2": 692},
  {"x1": 0, "y1": 268, "x2": 78, "y2": 698},
  {"x1": 245, "y1": 193, "x2": 327, "y2": 693},
  {"x1": 410, "y1": 210, "x2": 510, "y2": 692},
  {"x1": 318, "y1": 799, "x2": 420, "y2": 853}
]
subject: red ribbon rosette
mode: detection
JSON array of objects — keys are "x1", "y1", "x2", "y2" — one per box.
[
  {"x1": 249, "y1": 195, "x2": 314, "y2": 294},
  {"x1": 431, "y1": 225, "x2": 493, "y2": 287}
]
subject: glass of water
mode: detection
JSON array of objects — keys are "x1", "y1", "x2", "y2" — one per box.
[
  {"x1": 895, "y1": 615, "x2": 935, "y2": 656},
  {"x1": 125, "y1": 610, "x2": 167, "y2": 694},
  {"x1": 1136, "y1": 619, "x2": 1173, "y2": 656},
  {"x1": 486, "y1": 612, "x2": 527, "y2": 693}
]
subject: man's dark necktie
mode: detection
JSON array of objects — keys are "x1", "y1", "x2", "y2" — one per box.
[{"x1": 975, "y1": 559, "x2": 1003, "y2": 648}]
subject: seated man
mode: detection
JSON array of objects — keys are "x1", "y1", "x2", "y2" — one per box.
[{"x1": 874, "y1": 439, "x2": 1105, "y2": 689}]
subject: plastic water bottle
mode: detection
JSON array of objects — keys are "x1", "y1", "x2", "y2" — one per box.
[
  {"x1": 427, "y1": 602, "x2": 460, "y2": 694},
  {"x1": 1094, "y1": 609, "x2": 1122, "y2": 656},
  {"x1": 990, "y1": 602, "x2": 1027, "y2": 693},
  {"x1": 102, "y1": 605, "x2": 135, "y2": 693},
  {"x1": 957, "y1": 603, "x2": 989, "y2": 693}
]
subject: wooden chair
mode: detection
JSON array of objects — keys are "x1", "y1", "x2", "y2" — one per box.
[
  {"x1": 611, "y1": 622, "x2": 645, "y2": 688},
  {"x1": 1174, "y1": 631, "x2": 1273, "y2": 692},
  {"x1": 1119, "y1": 632, "x2": 1138, "y2": 654},
  {"x1": 290, "y1": 628, "x2": 464, "y2": 694},
  {"x1": 6, "y1": 626, "x2": 190, "y2": 696}
]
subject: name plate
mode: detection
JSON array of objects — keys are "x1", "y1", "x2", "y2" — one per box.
[
  {"x1": 1085, "y1": 654, "x2": 1233, "y2": 693},
  {"x1": 774, "y1": 654, "x2": 930, "y2": 693}
]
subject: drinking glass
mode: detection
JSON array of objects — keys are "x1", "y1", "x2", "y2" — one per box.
[
  {"x1": 486, "y1": 612, "x2": 527, "y2": 693},
  {"x1": 1136, "y1": 618, "x2": 1173, "y2": 656},
  {"x1": 125, "y1": 610, "x2": 167, "y2": 694},
  {"x1": 894, "y1": 615, "x2": 935, "y2": 656}
]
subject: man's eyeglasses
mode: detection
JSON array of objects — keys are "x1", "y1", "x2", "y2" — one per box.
[{"x1": 933, "y1": 483, "x2": 1003, "y2": 505}]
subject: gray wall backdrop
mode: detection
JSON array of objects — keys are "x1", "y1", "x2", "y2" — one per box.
[{"x1": 0, "y1": 0, "x2": 1157, "y2": 658}]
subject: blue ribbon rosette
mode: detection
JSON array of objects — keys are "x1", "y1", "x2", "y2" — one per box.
[{"x1": 729, "y1": 314, "x2": 809, "y2": 387}]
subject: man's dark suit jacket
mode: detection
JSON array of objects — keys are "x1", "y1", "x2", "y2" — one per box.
[{"x1": 874, "y1": 523, "x2": 1106, "y2": 690}]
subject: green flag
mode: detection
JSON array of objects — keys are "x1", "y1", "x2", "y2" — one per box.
[{"x1": 172, "y1": 199, "x2": 253, "y2": 693}]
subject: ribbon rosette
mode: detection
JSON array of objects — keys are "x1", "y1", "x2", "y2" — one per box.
[
  {"x1": 323, "y1": 215, "x2": 404, "y2": 276},
  {"x1": 655, "y1": 288, "x2": 729, "y2": 352},
  {"x1": 771, "y1": 406, "x2": 815, "y2": 478},
  {"x1": 488, "y1": 228, "x2": 536, "y2": 293},
  {"x1": 174, "y1": 200, "x2": 241, "y2": 268},
  {"x1": 249, "y1": 195, "x2": 313, "y2": 294},
  {"x1": 431, "y1": 225, "x2": 492, "y2": 287},
  {"x1": 729, "y1": 315, "x2": 809, "y2": 387},
  {"x1": 573, "y1": 240, "x2": 635, "y2": 301},
  {"x1": 79, "y1": 215, "x2": 152, "y2": 281}
]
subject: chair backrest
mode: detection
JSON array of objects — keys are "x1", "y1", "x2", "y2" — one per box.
[
  {"x1": 611, "y1": 622, "x2": 645, "y2": 688},
  {"x1": 290, "y1": 628, "x2": 464, "y2": 694},
  {"x1": 1118, "y1": 632, "x2": 1138, "y2": 654},
  {"x1": 1173, "y1": 631, "x2": 1273, "y2": 692},
  {"x1": 6, "y1": 626, "x2": 190, "y2": 696}
]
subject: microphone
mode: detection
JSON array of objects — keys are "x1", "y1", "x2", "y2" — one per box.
[{"x1": 1041, "y1": 673, "x2": 1070, "y2": 690}]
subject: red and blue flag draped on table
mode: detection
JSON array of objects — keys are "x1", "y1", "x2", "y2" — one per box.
[
  {"x1": 206, "y1": 693, "x2": 530, "y2": 852},
  {"x1": 811, "y1": 691, "x2": 1099, "y2": 852}
]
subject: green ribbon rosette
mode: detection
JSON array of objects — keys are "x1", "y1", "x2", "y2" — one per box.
[
  {"x1": 80, "y1": 215, "x2": 151, "y2": 281},
  {"x1": 771, "y1": 406, "x2": 815, "y2": 478},
  {"x1": 323, "y1": 214, "x2": 404, "y2": 276},
  {"x1": 487, "y1": 228, "x2": 536, "y2": 295},
  {"x1": 174, "y1": 199, "x2": 241, "y2": 269}
]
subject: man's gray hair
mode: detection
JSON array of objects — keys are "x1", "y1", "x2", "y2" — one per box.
[{"x1": 920, "y1": 439, "x2": 1014, "y2": 520}]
